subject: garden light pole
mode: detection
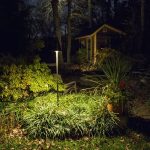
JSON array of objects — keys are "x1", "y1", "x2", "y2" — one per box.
[{"x1": 55, "y1": 50, "x2": 59, "y2": 106}]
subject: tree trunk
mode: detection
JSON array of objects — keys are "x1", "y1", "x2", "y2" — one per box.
[
  {"x1": 88, "y1": 0, "x2": 92, "y2": 28},
  {"x1": 67, "y1": 0, "x2": 72, "y2": 64},
  {"x1": 141, "y1": 0, "x2": 144, "y2": 33},
  {"x1": 140, "y1": 0, "x2": 145, "y2": 51},
  {"x1": 51, "y1": 0, "x2": 62, "y2": 51}
]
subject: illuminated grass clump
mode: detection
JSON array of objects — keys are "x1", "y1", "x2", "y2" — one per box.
[{"x1": 5, "y1": 93, "x2": 119, "y2": 139}]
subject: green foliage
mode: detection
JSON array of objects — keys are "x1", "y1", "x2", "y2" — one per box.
[
  {"x1": 101, "y1": 54, "x2": 131, "y2": 86},
  {"x1": 79, "y1": 63, "x2": 97, "y2": 72},
  {"x1": 100, "y1": 53, "x2": 131, "y2": 105},
  {"x1": 92, "y1": 96, "x2": 119, "y2": 136},
  {"x1": 80, "y1": 75, "x2": 127, "y2": 106},
  {"x1": 80, "y1": 54, "x2": 130, "y2": 104},
  {"x1": 79, "y1": 74, "x2": 106, "y2": 97},
  {"x1": 4, "y1": 93, "x2": 119, "y2": 139},
  {"x1": 0, "y1": 57, "x2": 64, "y2": 101},
  {"x1": 102, "y1": 83, "x2": 125, "y2": 104},
  {"x1": 96, "y1": 48, "x2": 115, "y2": 67},
  {"x1": 76, "y1": 48, "x2": 88, "y2": 64}
]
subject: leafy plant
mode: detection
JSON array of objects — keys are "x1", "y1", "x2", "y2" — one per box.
[
  {"x1": 96, "y1": 48, "x2": 115, "y2": 67},
  {"x1": 0, "y1": 57, "x2": 65, "y2": 101},
  {"x1": 102, "y1": 83, "x2": 125, "y2": 104},
  {"x1": 91, "y1": 96, "x2": 120, "y2": 136},
  {"x1": 4, "y1": 93, "x2": 119, "y2": 139},
  {"x1": 101, "y1": 54, "x2": 131, "y2": 87},
  {"x1": 92, "y1": 109, "x2": 119, "y2": 136},
  {"x1": 79, "y1": 63, "x2": 97, "y2": 72},
  {"x1": 79, "y1": 74, "x2": 106, "y2": 95}
]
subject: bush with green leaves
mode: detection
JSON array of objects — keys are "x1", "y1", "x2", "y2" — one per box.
[
  {"x1": 5, "y1": 93, "x2": 119, "y2": 139},
  {"x1": 101, "y1": 83, "x2": 126, "y2": 105},
  {"x1": 0, "y1": 57, "x2": 64, "y2": 101}
]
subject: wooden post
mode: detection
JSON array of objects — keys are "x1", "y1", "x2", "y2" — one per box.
[
  {"x1": 93, "y1": 34, "x2": 97, "y2": 64},
  {"x1": 86, "y1": 38, "x2": 89, "y2": 61},
  {"x1": 90, "y1": 37, "x2": 93, "y2": 63}
]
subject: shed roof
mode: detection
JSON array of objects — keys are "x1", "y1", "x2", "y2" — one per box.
[{"x1": 76, "y1": 24, "x2": 126, "y2": 40}]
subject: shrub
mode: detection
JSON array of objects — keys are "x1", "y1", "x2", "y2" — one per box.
[
  {"x1": 4, "y1": 93, "x2": 119, "y2": 139},
  {"x1": 101, "y1": 54, "x2": 131, "y2": 87},
  {"x1": 99, "y1": 53, "x2": 132, "y2": 112},
  {"x1": 0, "y1": 57, "x2": 65, "y2": 101},
  {"x1": 92, "y1": 108, "x2": 119, "y2": 136},
  {"x1": 102, "y1": 83, "x2": 126, "y2": 105},
  {"x1": 96, "y1": 48, "x2": 115, "y2": 67}
]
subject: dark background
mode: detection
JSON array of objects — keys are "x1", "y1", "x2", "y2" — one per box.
[{"x1": 0, "y1": 0, "x2": 150, "y2": 62}]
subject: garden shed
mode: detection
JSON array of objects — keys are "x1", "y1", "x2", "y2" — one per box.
[{"x1": 76, "y1": 24, "x2": 126, "y2": 64}]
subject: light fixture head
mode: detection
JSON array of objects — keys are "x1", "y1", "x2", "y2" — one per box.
[{"x1": 55, "y1": 50, "x2": 60, "y2": 53}]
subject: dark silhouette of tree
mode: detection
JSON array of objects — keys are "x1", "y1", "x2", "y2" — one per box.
[
  {"x1": 88, "y1": 0, "x2": 92, "y2": 27},
  {"x1": 66, "y1": 0, "x2": 72, "y2": 63},
  {"x1": 51, "y1": 0, "x2": 62, "y2": 51},
  {"x1": 141, "y1": 0, "x2": 145, "y2": 33},
  {"x1": 0, "y1": 0, "x2": 38, "y2": 57}
]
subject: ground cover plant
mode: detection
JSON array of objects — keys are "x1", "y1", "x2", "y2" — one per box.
[
  {"x1": 1, "y1": 96, "x2": 149, "y2": 149},
  {"x1": 3, "y1": 93, "x2": 120, "y2": 139}
]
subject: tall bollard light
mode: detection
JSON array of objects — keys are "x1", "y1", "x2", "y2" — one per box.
[{"x1": 55, "y1": 50, "x2": 59, "y2": 106}]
